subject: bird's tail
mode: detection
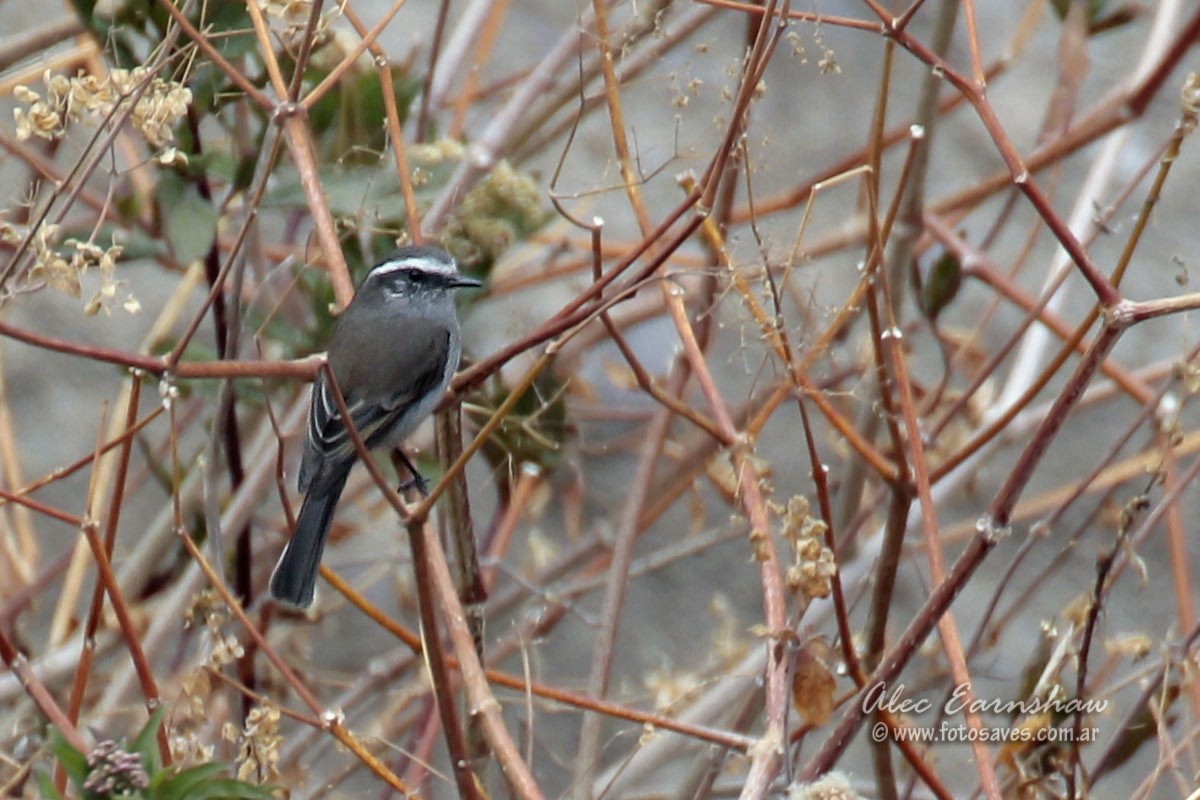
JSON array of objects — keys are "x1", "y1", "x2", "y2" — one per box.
[{"x1": 269, "y1": 471, "x2": 349, "y2": 608}]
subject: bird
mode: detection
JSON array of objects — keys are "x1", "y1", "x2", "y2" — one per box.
[{"x1": 269, "y1": 246, "x2": 482, "y2": 608}]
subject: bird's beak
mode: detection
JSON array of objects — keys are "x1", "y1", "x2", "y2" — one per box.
[{"x1": 451, "y1": 275, "x2": 484, "y2": 289}]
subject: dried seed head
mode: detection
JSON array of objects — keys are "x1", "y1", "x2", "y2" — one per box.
[
  {"x1": 235, "y1": 705, "x2": 282, "y2": 784},
  {"x1": 781, "y1": 494, "x2": 836, "y2": 598}
]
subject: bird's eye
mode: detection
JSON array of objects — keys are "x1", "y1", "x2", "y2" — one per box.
[{"x1": 381, "y1": 275, "x2": 408, "y2": 294}]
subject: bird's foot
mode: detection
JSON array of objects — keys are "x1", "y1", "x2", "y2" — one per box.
[{"x1": 398, "y1": 472, "x2": 430, "y2": 497}]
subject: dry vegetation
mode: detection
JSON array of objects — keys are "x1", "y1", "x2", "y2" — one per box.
[{"x1": 2, "y1": 0, "x2": 1200, "y2": 798}]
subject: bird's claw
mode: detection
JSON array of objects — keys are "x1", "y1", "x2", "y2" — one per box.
[{"x1": 398, "y1": 473, "x2": 430, "y2": 497}]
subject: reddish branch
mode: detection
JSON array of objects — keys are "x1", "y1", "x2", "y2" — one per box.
[{"x1": 0, "y1": 317, "x2": 322, "y2": 379}]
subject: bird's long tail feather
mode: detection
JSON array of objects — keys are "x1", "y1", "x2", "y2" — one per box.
[{"x1": 270, "y1": 471, "x2": 350, "y2": 608}]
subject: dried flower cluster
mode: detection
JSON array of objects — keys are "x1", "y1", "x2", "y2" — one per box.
[
  {"x1": 307, "y1": 27, "x2": 374, "y2": 73},
  {"x1": 224, "y1": 705, "x2": 282, "y2": 784},
  {"x1": 779, "y1": 495, "x2": 836, "y2": 599},
  {"x1": 443, "y1": 159, "x2": 548, "y2": 265},
  {"x1": 187, "y1": 593, "x2": 244, "y2": 671},
  {"x1": 14, "y1": 222, "x2": 138, "y2": 314},
  {"x1": 1176, "y1": 358, "x2": 1200, "y2": 394},
  {"x1": 13, "y1": 67, "x2": 191, "y2": 149},
  {"x1": 183, "y1": 588, "x2": 228, "y2": 630},
  {"x1": 1105, "y1": 632, "x2": 1154, "y2": 660},
  {"x1": 259, "y1": 0, "x2": 313, "y2": 26},
  {"x1": 260, "y1": 0, "x2": 342, "y2": 51},
  {"x1": 172, "y1": 663, "x2": 218, "y2": 765},
  {"x1": 791, "y1": 638, "x2": 837, "y2": 727},
  {"x1": 82, "y1": 740, "x2": 149, "y2": 797},
  {"x1": 172, "y1": 593, "x2": 236, "y2": 764},
  {"x1": 643, "y1": 664, "x2": 702, "y2": 712},
  {"x1": 409, "y1": 138, "x2": 466, "y2": 165},
  {"x1": 409, "y1": 138, "x2": 466, "y2": 189},
  {"x1": 788, "y1": 770, "x2": 860, "y2": 800},
  {"x1": 210, "y1": 632, "x2": 247, "y2": 668}
]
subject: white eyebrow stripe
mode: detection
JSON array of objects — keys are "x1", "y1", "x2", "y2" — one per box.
[{"x1": 372, "y1": 256, "x2": 458, "y2": 277}]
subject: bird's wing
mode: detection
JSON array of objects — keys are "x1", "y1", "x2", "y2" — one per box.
[{"x1": 298, "y1": 327, "x2": 451, "y2": 492}]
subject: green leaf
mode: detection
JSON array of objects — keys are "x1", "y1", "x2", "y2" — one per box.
[
  {"x1": 67, "y1": 0, "x2": 98, "y2": 27},
  {"x1": 232, "y1": 153, "x2": 259, "y2": 194},
  {"x1": 184, "y1": 777, "x2": 279, "y2": 799},
  {"x1": 305, "y1": 67, "x2": 421, "y2": 161},
  {"x1": 129, "y1": 704, "x2": 168, "y2": 773},
  {"x1": 159, "y1": 173, "x2": 218, "y2": 266},
  {"x1": 48, "y1": 730, "x2": 90, "y2": 785},
  {"x1": 262, "y1": 164, "x2": 407, "y2": 219},
  {"x1": 188, "y1": 63, "x2": 254, "y2": 117},
  {"x1": 155, "y1": 763, "x2": 226, "y2": 800},
  {"x1": 35, "y1": 769, "x2": 67, "y2": 799},
  {"x1": 201, "y1": 2, "x2": 257, "y2": 58},
  {"x1": 917, "y1": 250, "x2": 963, "y2": 321},
  {"x1": 188, "y1": 151, "x2": 239, "y2": 185}
]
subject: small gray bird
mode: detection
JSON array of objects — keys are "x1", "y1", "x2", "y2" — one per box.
[{"x1": 270, "y1": 246, "x2": 481, "y2": 608}]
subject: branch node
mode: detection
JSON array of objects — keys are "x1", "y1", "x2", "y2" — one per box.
[
  {"x1": 975, "y1": 515, "x2": 1012, "y2": 543},
  {"x1": 1103, "y1": 300, "x2": 1137, "y2": 330},
  {"x1": 272, "y1": 101, "x2": 305, "y2": 123}
]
